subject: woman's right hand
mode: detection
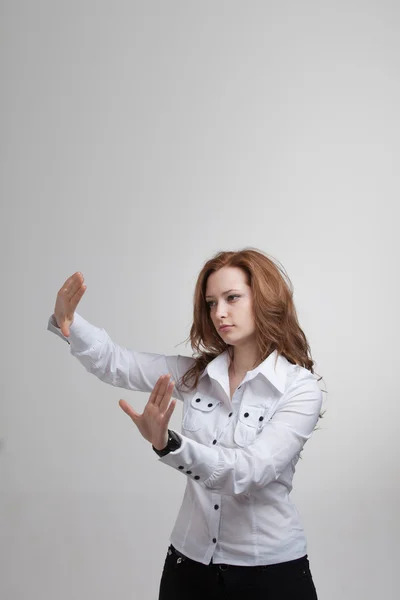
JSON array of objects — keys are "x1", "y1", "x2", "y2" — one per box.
[{"x1": 54, "y1": 272, "x2": 87, "y2": 337}]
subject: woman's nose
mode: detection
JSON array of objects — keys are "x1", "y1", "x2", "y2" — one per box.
[{"x1": 215, "y1": 302, "x2": 228, "y2": 318}]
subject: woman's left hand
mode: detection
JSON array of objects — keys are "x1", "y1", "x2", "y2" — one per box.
[{"x1": 119, "y1": 374, "x2": 177, "y2": 450}]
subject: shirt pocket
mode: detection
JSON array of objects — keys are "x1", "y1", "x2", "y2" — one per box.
[
  {"x1": 233, "y1": 404, "x2": 267, "y2": 447},
  {"x1": 182, "y1": 395, "x2": 221, "y2": 432}
]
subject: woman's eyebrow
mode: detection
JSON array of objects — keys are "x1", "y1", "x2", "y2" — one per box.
[{"x1": 205, "y1": 288, "x2": 241, "y2": 299}]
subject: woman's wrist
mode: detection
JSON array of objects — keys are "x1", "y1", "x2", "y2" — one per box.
[
  {"x1": 152, "y1": 432, "x2": 169, "y2": 451},
  {"x1": 152, "y1": 430, "x2": 181, "y2": 457}
]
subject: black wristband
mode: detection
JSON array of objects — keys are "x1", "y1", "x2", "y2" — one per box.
[{"x1": 152, "y1": 430, "x2": 181, "y2": 457}]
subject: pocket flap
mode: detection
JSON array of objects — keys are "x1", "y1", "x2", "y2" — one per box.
[
  {"x1": 237, "y1": 405, "x2": 266, "y2": 428},
  {"x1": 234, "y1": 405, "x2": 266, "y2": 447},
  {"x1": 190, "y1": 396, "x2": 221, "y2": 412}
]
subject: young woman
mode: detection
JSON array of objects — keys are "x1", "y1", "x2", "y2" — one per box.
[{"x1": 48, "y1": 248, "x2": 323, "y2": 599}]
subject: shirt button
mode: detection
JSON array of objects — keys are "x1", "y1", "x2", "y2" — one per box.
[
  {"x1": 195, "y1": 398, "x2": 201, "y2": 403},
  {"x1": 244, "y1": 412, "x2": 249, "y2": 418},
  {"x1": 208, "y1": 403, "x2": 213, "y2": 407},
  {"x1": 212, "y1": 439, "x2": 217, "y2": 445},
  {"x1": 259, "y1": 416, "x2": 264, "y2": 421},
  {"x1": 194, "y1": 475, "x2": 200, "y2": 480},
  {"x1": 213, "y1": 538, "x2": 217, "y2": 543},
  {"x1": 186, "y1": 470, "x2": 192, "y2": 475},
  {"x1": 178, "y1": 466, "x2": 184, "y2": 470},
  {"x1": 228, "y1": 412, "x2": 233, "y2": 417},
  {"x1": 214, "y1": 504, "x2": 219, "y2": 510}
]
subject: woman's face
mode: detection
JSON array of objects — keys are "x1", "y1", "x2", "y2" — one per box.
[{"x1": 205, "y1": 266, "x2": 256, "y2": 348}]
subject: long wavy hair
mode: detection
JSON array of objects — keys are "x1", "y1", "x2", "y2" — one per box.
[{"x1": 179, "y1": 248, "x2": 318, "y2": 392}]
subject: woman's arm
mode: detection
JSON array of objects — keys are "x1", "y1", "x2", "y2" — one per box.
[
  {"x1": 158, "y1": 371, "x2": 323, "y2": 493},
  {"x1": 48, "y1": 273, "x2": 193, "y2": 400}
]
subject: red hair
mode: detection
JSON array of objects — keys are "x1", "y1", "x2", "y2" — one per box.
[{"x1": 180, "y1": 248, "x2": 316, "y2": 391}]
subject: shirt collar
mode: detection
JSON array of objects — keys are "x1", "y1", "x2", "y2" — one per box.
[{"x1": 200, "y1": 349, "x2": 287, "y2": 395}]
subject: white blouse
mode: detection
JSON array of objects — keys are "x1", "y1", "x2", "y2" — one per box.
[{"x1": 48, "y1": 313, "x2": 323, "y2": 567}]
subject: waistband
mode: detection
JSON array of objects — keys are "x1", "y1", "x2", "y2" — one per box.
[{"x1": 169, "y1": 545, "x2": 308, "y2": 570}]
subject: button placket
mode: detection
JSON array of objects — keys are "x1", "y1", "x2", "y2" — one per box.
[{"x1": 209, "y1": 493, "x2": 222, "y2": 554}]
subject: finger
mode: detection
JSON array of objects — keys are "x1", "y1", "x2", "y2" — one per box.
[
  {"x1": 163, "y1": 398, "x2": 177, "y2": 424},
  {"x1": 58, "y1": 272, "x2": 78, "y2": 295},
  {"x1": 159, "y1": 381, "x2": 175, "y2": 413},
  {"x1": 66, "y1": 272, "x2": 85, "y2": 300},
  {"x1": 148, "y1": 376, "x2": 165, "y2": 404},
  {"x1": 58, "y1": 274, "x2": 75, "y2": 294},
  {"x1": 154, "y1": 375, "x2": 172, "y2": 407},
  {"x1": 148, "y1": 375, "x2": 169, "y2": 405},
  {"x1": 119, "y1": 399, "x2": 140, "y2": 422},
  {"x1": 70, "y1": 283, "x2": 87, "y2": 310},
  {"x1": 59, "y1": 272, "x2": 84, "y2": 299}
]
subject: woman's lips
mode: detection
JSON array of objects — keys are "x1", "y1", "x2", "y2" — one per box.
[{"x1": 219, "y1": 325, "x2": 233, "y2": 332}]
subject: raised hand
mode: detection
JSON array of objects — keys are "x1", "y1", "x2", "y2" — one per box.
[
  {"x1": 54, "y1": 272, "x2": 87, "y2": 337},
  {"x1": 119, "y1": 375, "x2": 177, "y2": 450}
]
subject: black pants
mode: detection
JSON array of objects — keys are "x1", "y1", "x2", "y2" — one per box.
[{"x1": 158, "y1": 545, "x2": 318, "y2": 600}]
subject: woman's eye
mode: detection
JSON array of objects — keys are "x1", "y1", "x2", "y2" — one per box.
[{"x1": 206, "y1": 295, "x2": 240, "y2": 308}]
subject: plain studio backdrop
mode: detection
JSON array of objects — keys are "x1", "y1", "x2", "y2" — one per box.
[{"x1": 1, "y1": 1, "x2": 399, "y2": 599}]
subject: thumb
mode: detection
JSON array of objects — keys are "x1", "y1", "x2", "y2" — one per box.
[
  {"x1": 119, "y1": 399, "x2": 140, "y2": 423},
  {"x1": 60, "y1": 322, "x2": 70, "y2": 337}
]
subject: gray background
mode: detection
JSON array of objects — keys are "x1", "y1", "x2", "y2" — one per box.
[{"x1": 1, "y1": 1, "x2": 399, "y2": 598}]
